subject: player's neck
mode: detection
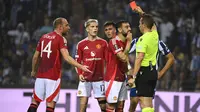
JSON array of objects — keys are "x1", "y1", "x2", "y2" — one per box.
[
  {"x1": 88, "y1": 35, "x2": 97, "y2": 41},
  {"x1": 54, "y1": 30, "x2": 62, "y2": 36},
  {"x1": 117, "y1": 34, "x2": 126, "y2": 42}
]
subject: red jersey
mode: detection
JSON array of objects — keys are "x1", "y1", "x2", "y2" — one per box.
[
  {"x1": 75, "y1": 37, "x2": 108, "y2": 81},
  {"x1": 36, "y1": 31, "x2": 67, "y2": 80},
  {"x1": 105, "y1": 36, "x2": 128, "y2": 82}
]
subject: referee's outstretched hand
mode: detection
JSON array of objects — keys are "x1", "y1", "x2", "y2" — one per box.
[{"x1": 134, "y1": 6, "x2": 145, "y2": 16}]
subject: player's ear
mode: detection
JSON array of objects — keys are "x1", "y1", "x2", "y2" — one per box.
[
  {"x1": 118, "y1": 27, "x2": 122, "y2": 33},
  {"x1": 58, "y1": 24, "x2": 62, "y2": 30},
  {"x1": 86, "y1": 27, "x2": 89, "y2": 32}
]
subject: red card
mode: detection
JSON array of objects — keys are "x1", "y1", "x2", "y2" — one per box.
[{"x1": 130, "y1": 1, "x2": 137, "y2": 10}]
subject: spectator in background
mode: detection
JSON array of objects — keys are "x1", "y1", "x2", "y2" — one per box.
[
  {"x1": 7, "y1": 23, "x2": 30, "y2": 46},
  {"x1": 192, "y1": 26, "x2": 200, "y2": 51},
  {"x1": 10, "y1": 0, "x2": 22, "y2": 27},
  {"x1": 190, "y1": 49, "x2": 200, "y2": 90},
  {"x1": 159, "y1": 16, "x2": 174, "y2": 43},
  {"x1": 39, "y1": 16, "x2": 53, "y2": 35}
]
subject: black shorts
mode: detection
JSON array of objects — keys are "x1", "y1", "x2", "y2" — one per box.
[{"x1": 135, "y1": 66, "x2": 157, "y2": 97}]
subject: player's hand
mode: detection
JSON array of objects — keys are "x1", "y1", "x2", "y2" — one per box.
[
  {"x1": 31, "y1": 71, "x2": 36, "y2": 77},
  {"x1": 158, "y1": 71, "x2": 164, "y2": 80},
  {"x1": 127, "y1": 78, "x2": 135, "y2": 87},
  {"x1": 126, "y1": 31, "x2": 132, "y2": 42},
  {"x1": 134, "y1": 6, "x2": 145, "y2": 15},
  {"x1": 79, "y1": 75, "x2": 86, "y2": 82},
  {"x1": 81, "y1": 65, "x2": 92, "y2": 73}
]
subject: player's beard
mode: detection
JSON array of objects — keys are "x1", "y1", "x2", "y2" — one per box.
[
  {"x1": 62, "y1": 31, "x2": 69, "y2": 36},
  {"x1": 122, "y1": 31, "x2": 128, "y2": 37}
]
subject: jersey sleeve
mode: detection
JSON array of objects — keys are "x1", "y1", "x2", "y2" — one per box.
[
  {"x1": 110, "y1": 39, "x2": 122, "y2": 54},
  {"x1": 136, "y1": 37, "x2": 148, "y2": 53},
  {"x1": 159, "y1": 40, "x2": 171, "y2": 56},
  {"x1": 75, "y1": 43, "x2": 83, "y2": 75},
  {"x1": 59, "y1": 36, "x2": 68, "y2": 49},
  {"x1": 129, "y1": 38, "x2": 138, "y2": 53}
]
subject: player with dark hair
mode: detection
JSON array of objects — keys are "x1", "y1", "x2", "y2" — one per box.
[
  {"x1": 104, "y1": 21, "x2": 116, "y2": 40},
  {"x1": 105, "y1": 20, "x2": 132, "y2": 112}
]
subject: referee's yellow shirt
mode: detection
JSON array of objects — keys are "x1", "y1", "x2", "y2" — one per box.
[{"x1": 136, "y1": 30, "x2": 158, "y2": 67}]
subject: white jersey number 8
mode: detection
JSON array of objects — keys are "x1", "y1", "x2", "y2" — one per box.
[{"x1": 41, "y1": 40, "x2": 52, "y2": 58}]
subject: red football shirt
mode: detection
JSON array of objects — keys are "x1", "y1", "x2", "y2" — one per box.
[
  {"x1": 105, "y1": 36, "x2": 128, "y2": 82},
  {"x1": 36, "y1": 31, "x2": 67, "y2": 80},
  {"x1": 75, "y1": 37, "x2": 108, "y2": 81}
]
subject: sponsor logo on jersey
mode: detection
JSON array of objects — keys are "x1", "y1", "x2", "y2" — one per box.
[{"x1": 90, "y1": 51, "x2": 96, "y2": 57}]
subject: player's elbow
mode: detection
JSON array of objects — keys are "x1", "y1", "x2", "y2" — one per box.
[
  {"x1": 168, "y1": 54, "x2": 175, "y2": 65},
  {"x1": 170, "y1": 56, "x2": 175, "y2": 65}
]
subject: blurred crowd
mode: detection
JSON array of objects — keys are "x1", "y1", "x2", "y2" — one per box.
[{"x1": 0, "y1": 0, "x2": 200, "y2": 91}]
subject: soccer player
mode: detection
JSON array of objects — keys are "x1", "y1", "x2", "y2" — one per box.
[
  {"x1": 104, "y1": 20, "x2": 132, "y2": 112},
  {"x1": 75, "y1": 19, "x2": 107, "y2": 112},
  {"x1": 128, "y1": 38, "x2": 175, "y2": 111},
  {"x1": 27, "y1": 17, "x2": 91, "y2": 112}
]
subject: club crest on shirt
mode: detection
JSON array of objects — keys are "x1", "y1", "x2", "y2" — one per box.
[
  {"x1": 140, "y1": 38, "x2": 143, "y2": 42},
  {"x1": 96, "y1": 44, "x2": 101, "y2": 49}
]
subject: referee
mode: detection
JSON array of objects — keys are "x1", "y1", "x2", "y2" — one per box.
[
  {"x1": 127, "y1": 6, "x2": 159, "y2": 112},
  {"x1": 128, "y1": 39, "x2": 175, "y2": 111}
]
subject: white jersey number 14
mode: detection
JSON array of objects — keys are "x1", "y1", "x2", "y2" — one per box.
[{"x1": 41, "y1": 40, "x2": 52, "y2": 58}]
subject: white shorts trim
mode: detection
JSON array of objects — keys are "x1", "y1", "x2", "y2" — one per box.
[{"x1": 77, "y1": 81, "x2": 105, "y2": 98}]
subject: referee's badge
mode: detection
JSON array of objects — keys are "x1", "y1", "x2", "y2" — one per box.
[{"x1": 140, "y1": 38, "x2": 143, "y2": 41}]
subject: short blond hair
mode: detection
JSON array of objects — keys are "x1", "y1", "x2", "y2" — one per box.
[{"x1": 84, "y1": 19, "x2": 98, "y2": 28}]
